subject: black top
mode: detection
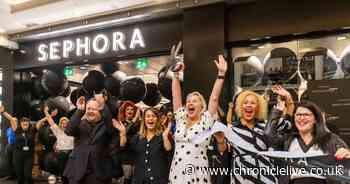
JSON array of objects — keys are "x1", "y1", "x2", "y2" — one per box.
[
  {"x1": 14, "y1": 126, "x2": 37, "y2": 153},
  {"x1": 130, "y1": 134, "x2": 173, "y2": 184},
  {"x1": 208, "y1": 138, "x2": 232, "y2": 184},
  {"x1": 119, "y1": 120, "x2": 139, "y2": 164}
]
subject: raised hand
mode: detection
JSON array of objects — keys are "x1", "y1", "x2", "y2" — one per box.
[
  {"x1": 0, "y1": 105, "x2": 5, "y2": 113},
  {"x1": 112, "y1": 119, "x2": 126, "y2": 135},
  {"x1": 44, "y1": 106, "x2": 50, "y2": 116},
  {"x1": 51, "y1": 109, "x2": 58, "y2": 117},
  {"x1": 162, "y1": 121, "x2": 172, "y2": 139},
  {"x1": 214, "y1": 55, "x2": 228, "y2": 76},
  {"x1": 272, "y1": 85, "x2": 291, "y2": 99},
  {"x1": 275, "y1": 99, "x2": 286, "y2": 112},
  {"x1": 335, "y1": 148, "x2": 350, "y2": 160},
  {"x1": 76, "y1": 96, "x2": 86, "y2": 111}
]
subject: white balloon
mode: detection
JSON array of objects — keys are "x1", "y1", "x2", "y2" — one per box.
[
  {"x1": 247, "y1": 56, "x2": 264, "y2": 74},
  {"x1": 112, "y1": 71, "x2": 128, "y2": 82}
]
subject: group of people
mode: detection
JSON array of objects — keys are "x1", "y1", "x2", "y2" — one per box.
[{"x1": 2, "y1": 54, "x2": 350, "y2": 184}]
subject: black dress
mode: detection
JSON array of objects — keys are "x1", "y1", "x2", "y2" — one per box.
[
  {"x1": 13, "y1": 126, "x2": 37, "y2": 184},
  {"x1": 130, "y1": 134, "x2": 173, "y2": 184}
]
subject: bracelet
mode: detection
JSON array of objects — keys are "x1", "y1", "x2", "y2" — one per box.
[{"x1": 217, "y1": 75, "x2": 225, "y2": 79}]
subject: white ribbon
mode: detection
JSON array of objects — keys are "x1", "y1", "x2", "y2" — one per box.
[{"x1": 191, "y1": 121, "x2": 327, "y2": 159}]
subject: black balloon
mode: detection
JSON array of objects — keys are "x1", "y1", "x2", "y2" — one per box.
[
  {"x1": 119, "y1": 77, "x2": 146, "y2": 103},
  {"x1": 82, "y1": 70, "x2": 105, "y2": 95},
  {"x1": 60, "y1": 86, "x2": 71, "y2": 97},
  {"x1": 29, "y1": 99, "x2": 43, "y2": 121},
  {"x1": 41, "y1": 70, "x2": 67, "y2": 96},
  {"x1": 70, "y1": 87, "x2": 88, "y2": 106},
  {"x1": 104, "y1": 76, "x2": 120, "y2": 97},
  {"x1": 158, "y1": 65, "x2": 173, "y2": 100},
  {"x1": 101, "y1": 63, "x2": 118, "y2": 76},
  {"x1": 143, "y1": 83, "x2": 161, "y2": 107},
  {"x1": 31, "y1": 77, "x2": 49, "y2": 100},
  {"x1": 46, "y1": 96, "x2": 70, "y2": 114}
]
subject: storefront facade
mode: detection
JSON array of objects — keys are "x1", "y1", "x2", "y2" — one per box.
[{"x1": 1, "y1": 0, "x2": 350, "y2": 147}]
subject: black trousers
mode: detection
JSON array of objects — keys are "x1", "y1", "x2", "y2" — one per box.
[
  {"x1": 5, "y1": 144, "x2": 16, "y2": 177},
  {"x1": 13, "y1": 149, "x2": 34, "y2": 184}
]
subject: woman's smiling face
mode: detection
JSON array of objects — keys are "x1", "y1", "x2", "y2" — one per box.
[
  {"x1": 186, "y1": 94, "x2": 203, "y2": 120},
  {"x1": 241, "y1": 95, "x2": 259, "y2": 122}
]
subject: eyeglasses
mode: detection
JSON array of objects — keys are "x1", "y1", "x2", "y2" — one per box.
[{"x1": 295, "y1": 113, "x2": 313, "y2": 118}]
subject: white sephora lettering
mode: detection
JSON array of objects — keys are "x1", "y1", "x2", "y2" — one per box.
[{"x1": 38, "y1": 28, "x2": 146, "y2": 61}]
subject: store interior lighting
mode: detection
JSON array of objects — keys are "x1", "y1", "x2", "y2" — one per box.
[
  {"x1": 25, "y1": 13, "x2": 150, "y2": 40},
  {"x1": 6, "y1": 0, "x2": 32, "y2": 5},
  {"x1": 337, "y1": 36, "x2": 347, "y2": 41}
]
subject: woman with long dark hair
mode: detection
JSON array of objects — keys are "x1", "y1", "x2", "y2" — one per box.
[
  {"x1": 265, "y1": 100, "x2": 350, "y2": 184},
  {"x1": 117, "y1": 107, "x2": 173, "y2": 184}
]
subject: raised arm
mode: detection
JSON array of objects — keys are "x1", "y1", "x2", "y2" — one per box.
[
  {"x1": 208, "y1": 55, "x2": 227, "y2": 116},
  {"x1": 65, "y1": 96, "x2": 85, "y2": 137},
  {"x1": 272, "y1": 85, "x2": 295, "y2": 116},
  {"x1": 226, "y1": 102, "x2": 234, "y2": 125},
  {"x1": 43, "y1": 106, "x2": 58, "y2": 128},
  {"x1": 162, "y1": 121, "x2": 173, "y2": 151},
  {"x1": 264, "y1": 101, "x2": 288, "y2": 148},
  {"x1": 172, "y1": 64, "x2": 183, "y2": 112},
  {"x1": 113, "y1": 119, "x2": 126, "y2": 147},
  {"x1": 132, "y1": 107, "x2": 141, "y2": 123},
  {"x1": 36, "y1": 116, "x2": 47, "y2": 130},
  {"x1": 0, "y1": 105, "x2": 18, "y2": 131}
]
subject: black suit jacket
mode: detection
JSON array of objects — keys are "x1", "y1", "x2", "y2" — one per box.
[{"x1": 63, "y1": 106, "x2": 116, "y2": 182}]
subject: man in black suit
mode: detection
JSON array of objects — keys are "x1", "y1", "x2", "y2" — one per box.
[{"x1": 63, "y1": 94, "x2": 126, "y2": 184}]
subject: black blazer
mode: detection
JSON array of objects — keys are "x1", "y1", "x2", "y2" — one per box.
[{"x1": 63, "y1": 107, "x2": 116, "y2": 182}]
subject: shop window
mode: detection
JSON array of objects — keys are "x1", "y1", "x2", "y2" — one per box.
[{"x1": 231, "y1": 33, "x2": 350, "y2": 103}]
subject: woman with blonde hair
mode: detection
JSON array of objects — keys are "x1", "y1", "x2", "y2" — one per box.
[
  {"x1": 169, "y1": 55, "x2": 227, "y2": 184},
  {"x1": 43, "y1": 107, "x2": 73, "y2": 184},
  {"x1": 215, "y1": 85, "x2": 294, "y2": 184},
  {"x1": 116, "y1": 107, "x2": 173, "y2": 184}
]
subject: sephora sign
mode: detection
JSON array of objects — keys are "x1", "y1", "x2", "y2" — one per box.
[{"x1": 37, "y1": 28, "x2": 145, "y2": 62}]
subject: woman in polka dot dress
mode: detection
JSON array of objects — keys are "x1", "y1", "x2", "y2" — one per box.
[{"x1": 169, "y1": 55, "x2": 227, "y2": 184}]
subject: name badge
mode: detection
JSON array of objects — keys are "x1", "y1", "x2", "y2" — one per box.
[{"x1": 22, "y1": 146, "x2": 29, "y2": 151}]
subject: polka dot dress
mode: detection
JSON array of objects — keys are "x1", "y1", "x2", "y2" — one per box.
[{"x1": 169, "y1": 107, "x2": 214, "y2": 184}]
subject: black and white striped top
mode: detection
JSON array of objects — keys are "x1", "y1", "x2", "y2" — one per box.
[{"x1": 230, "y1": 120, "x2": 277, "y2": 184}]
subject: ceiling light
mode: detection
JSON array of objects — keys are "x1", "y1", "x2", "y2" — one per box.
[
  {"x1": 258, "y1": 45, "x2": 265, "y2": 49},
  {"x1": 26, "y1": 14, "x2": 149, "y2": 40},
  {"x1": 337, "y1": 36, "x2": 347, "y2": 41},
  {"x1": 0, "y1": 28, "x2": 5, "y2": 33},
  {"x1": 6, "y1": 0, "x2": 31, "y2": 5}
]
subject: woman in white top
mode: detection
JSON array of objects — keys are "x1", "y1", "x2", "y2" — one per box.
[
  {"x1": 44, "y1": 106, "x2": 74, "y2": 184},
  {"x1": 169, "y1": 55, "x2": 227, "y2": 184}
]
